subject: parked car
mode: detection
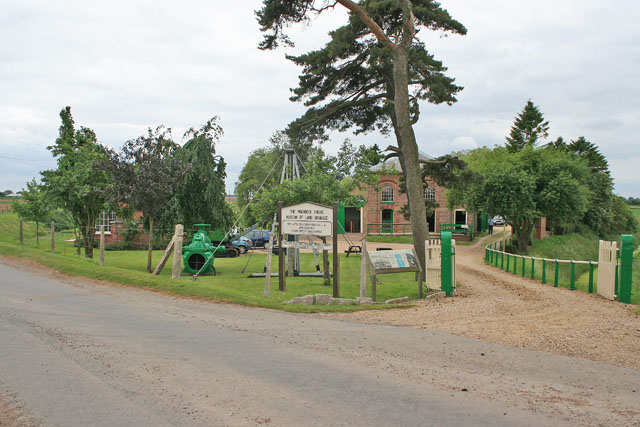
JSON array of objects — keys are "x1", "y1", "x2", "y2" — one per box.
[
  {"x1": 242, "y1": 229, "x2": 271, "y2": 248},
  {"x1": 492, "y1": 216, "x2": 505, "y2": 226},
  {"x1": 231, "y1": 235, "x2": 252, "y2": 254}
]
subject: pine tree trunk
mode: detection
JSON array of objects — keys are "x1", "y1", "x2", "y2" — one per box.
[
  {"x1": 392, "y1": 48, "x2": 428, "y2": 271},
  {"x1": 147, "y1": 217, "x2": 154, "y2": 273}
]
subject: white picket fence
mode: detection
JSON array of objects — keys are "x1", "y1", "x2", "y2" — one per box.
[{"x1": 425, "y1": 239, "x2": 456, "y2": 292}]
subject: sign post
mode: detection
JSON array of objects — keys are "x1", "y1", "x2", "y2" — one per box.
[
  {"x1": 332, "y1": 202, "x2": 339, "y2": 298},
  {"x1": 619, "y1": 234, "x2": 634, "y2": 304},
  {"x1": 278, "y1": 201, "x2": 285, "y2": 292}
]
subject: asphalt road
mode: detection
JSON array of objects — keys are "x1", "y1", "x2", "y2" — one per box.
[{"x1": 1, "y1": 261, "x2": 638, "y2": 426}]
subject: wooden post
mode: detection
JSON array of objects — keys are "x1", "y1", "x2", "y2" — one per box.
[
  {"x1": 278, "y1": 202, "x2": 285, "y2": 292},
  {"x1": 332, "y1": 202, "x2": 339, "y2": 298},
  {"x1": 171, "y1": 224, "x2": 183, "y2": 279},
  {"x1": 99, "y1": 225, "x2": 105, "y2": 266},
  {"x1": 50, "y1": 221, "x2": 55, "y2": 253},
  {"x1": 264, "y1": 239, "x2": 273, "y2": 298},
  {"x1": 359, "y1": 240, "x2": 367, "y2": 298},
  {"x1": 19, "y1": 220, "x2": 23, "y2": 245}
]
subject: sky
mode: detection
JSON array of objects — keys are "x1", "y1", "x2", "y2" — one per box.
[{"x1": 1, "y1": 0, "x2": 638, "y2": 196}]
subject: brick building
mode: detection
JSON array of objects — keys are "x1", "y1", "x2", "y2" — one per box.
[{"x1": 346, "y1": 153, "x2": 475, "y2": 237}]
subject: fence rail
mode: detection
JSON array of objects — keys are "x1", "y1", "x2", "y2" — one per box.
[
  {"x1": 484, "y1": 240, "x2": 600, "y2": 293},
  {"x1": 485, "y1": 236, "x2": 636, "y2": 305},
  {"x1": 366, "y1": 223, "x2": 412, "y2": 235}
]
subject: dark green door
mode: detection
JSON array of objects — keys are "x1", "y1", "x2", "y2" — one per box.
[{"x1": 381, "y1": 209, "x2": 393, "y2": 234}]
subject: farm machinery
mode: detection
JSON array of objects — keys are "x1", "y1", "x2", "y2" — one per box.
[{"x1": 182, "y1": 224, "x2": 239, "y2": 275}]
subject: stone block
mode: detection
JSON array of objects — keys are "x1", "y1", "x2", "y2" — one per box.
[
  {"x1": 285, "y1": 295, "x2": 315, "y2": 305},
  {"x1": 315, "y1": 294, "x2": 333, "y2": 305},
  {"x1": 332, "y1": 298, "x2": 355, "y2": 305},
  {"x1": 385, "y1": 297, "x2": 409, "y2": 304},
  {"x1": 356, "y1": 297, "x2": 373, "y2": 305},
  {"x1": 425, "y1": 291, "x2": 446, "y2": 300}
]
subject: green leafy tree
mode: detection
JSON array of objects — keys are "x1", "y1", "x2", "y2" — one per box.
[
  {"x1": 457, "y1": 146, "x2": 591, "y2": 252},
  {"x1": 505, "y1": 100, "x2": 549, "y2": 153},
  {"x1": 175, "y1": 117, "x2": 233, "y2": 231},
  {"x1": 550, "y1": 136, "x2": 637, "y2": 236},
  {"x1": 41, "y1": 107, "x2": 111, "y2": 258},
  {"x1": 257, "y1": 0, "x2": 466, "y2": 269},
  {"x1": 12, "y1": 178, "x2": 51, "y2": 246},
  {"x1": 106, "y1": 126, "x2": 189, "y2": 272}
]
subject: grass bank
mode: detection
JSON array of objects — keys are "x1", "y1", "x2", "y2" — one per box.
[{"x1": 0, "y1": 213, "x2": 426, "y2": 312}]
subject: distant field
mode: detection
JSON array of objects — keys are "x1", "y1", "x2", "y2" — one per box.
[
  {"x1": 631, "y1": 206, "x2": 640, "y2": 219},
  {"x1": 0, "y1": 197, "x2": 14, "y2": 213}
]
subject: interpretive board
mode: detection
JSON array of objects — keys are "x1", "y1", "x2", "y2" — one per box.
[{"x1": 281, "y1": 202, "x2": 333, "y2": 237}]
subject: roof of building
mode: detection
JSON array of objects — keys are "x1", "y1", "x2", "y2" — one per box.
[{"x1": 370, "y1": 150, "x2": 434, "y2": 172}]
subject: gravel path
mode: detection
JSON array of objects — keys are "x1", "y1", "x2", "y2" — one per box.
[{"x1": 321, "y1": 233, "x2": 640, "y2": 372}]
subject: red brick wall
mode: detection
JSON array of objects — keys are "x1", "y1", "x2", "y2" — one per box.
[{"x1": 358, "y1": 173, "x2": 473, "y2": 235}]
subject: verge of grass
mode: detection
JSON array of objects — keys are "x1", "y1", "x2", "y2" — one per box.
[{"x1": 0, "y1": 239, "x2": 423, "y2": 313}]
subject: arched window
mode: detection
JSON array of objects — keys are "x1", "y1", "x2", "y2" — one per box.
[
  {"x1": 424, "y1": 185, "x2": 436, "y2": 201},
  {"x1": 381, "y1": 186, "x2": 394, "y2": 203}
]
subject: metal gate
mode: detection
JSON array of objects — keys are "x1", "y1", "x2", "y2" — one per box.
[{"x1": 425, "y1": 237, "x2": 456, "y2": 293}]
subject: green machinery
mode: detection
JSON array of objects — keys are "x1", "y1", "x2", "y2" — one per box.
[{"x1": 182, "y1": 224, "x2": 236, "y2": 275}]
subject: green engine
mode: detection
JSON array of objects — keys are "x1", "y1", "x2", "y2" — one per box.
[{"x1": 182, "y1": 224, "x2": 225, "y2": 275}]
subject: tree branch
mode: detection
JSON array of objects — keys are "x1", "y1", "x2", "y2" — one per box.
[{"x1": 335, "y1": 0, "x2": 397, "y2": 50}]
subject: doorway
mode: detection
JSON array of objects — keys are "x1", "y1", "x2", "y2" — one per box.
[
  {"x1": 455, "y1": 210, "x2": 467, "y2": 225},
  {"x1": 381, "y1": 209, "x2": 394, "y2": 234},
  {"x1": 427, "y1": 211, "x2": 436, "y2": 233}
]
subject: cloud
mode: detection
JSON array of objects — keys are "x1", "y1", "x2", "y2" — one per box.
[{"x1": 0, "y1": 0, "x2": 638, "y2": 198}]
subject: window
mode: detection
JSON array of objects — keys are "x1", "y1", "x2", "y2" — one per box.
[
  {"x1": 424, "y1": 185, "x2": 436, "y2": 201},
  {"x1": 97, "y1": 211, "x2": 116, "y2": 233},
  {"x1": 381, "y1": 186, "x2": 394, "y2": 203}
]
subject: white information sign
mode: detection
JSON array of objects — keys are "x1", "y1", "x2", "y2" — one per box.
[
  {"x1": 281, "y1": 202, "x2": 333, "y2": 236},
  {"x1": 281, "y1": 241, "x2": 332, "y2": 250}
]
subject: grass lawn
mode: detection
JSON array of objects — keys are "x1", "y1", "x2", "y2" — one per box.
[
  {"x1": 631, "y1": 206, "x2": 640, "y2": 220},
  {"x1": 0, "y1": 214, "x2": 424, "y2": 312}
]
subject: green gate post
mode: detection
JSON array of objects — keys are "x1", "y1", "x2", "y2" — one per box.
[
  {"x1": 554, "y1": 260, "x2": 559, "y2": 287},
  {"x1": 570, "y1": 260, "x2": 576, "y2": 290},
  {"x1": 530, "y1": 258, "x2": 535, "y2": 279},
  {"x1": 588, "y1": 262, "x2": 594, "y2": 294},
  {"x1": 541, "y1": 259, "x2": 547, "y2": 284},
  {"x1": 619, "y1": 234, "x2": 634, "y2": 304},
  {"x1": 522, "y1": 257, "x2": 526, "y2": 277},
  {"x1": 441, "y1": 232, "x2": 454, "y2": 297}
]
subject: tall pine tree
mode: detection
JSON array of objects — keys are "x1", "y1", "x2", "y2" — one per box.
[{"x1": 506, "y1": 100, "x2": 549, "y2": 152}]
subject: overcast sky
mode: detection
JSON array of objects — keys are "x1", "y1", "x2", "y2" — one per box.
[{"x1": 1, "y1": 0, "x2": 638, "y2": 196}]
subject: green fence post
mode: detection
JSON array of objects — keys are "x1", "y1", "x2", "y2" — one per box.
[
  {"x1": 619, "y1": 234, "x2": 633, "y2": 304},
  {"x1": 542, "y1": 259, "x2": 547, "y2": 284},
  {"x1": 570, "y1": 260, "x2": 576, "y2": 290},
  {"x1": 522, "y1": 257, "x2": 526, "y2": 277},
  {"x1": 531, "y1": 258, "x2": 535, "y2": 279},
  {"x1": 588, "y1": 261, "x2": 594, "y2": 294},
  {"x1": 440, "y1": 232, "x2": 454, "y2": 297},
  {"x1": 554, "y1": 260, "x2": 559, "y2": 287},
  {"x1": 513, "y1": 256, "x2": 518, "y2": 275},
  {"x1": 501, "y1": 252, "x2": 504, "y2": 270},
  {"x1": 506, "y1": 254, "x2": 510, "y2": 272}
]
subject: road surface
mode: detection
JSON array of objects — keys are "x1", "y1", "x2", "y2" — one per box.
[{"x1": 1, "y1": 260, "x2": 638, "y2": 426}]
